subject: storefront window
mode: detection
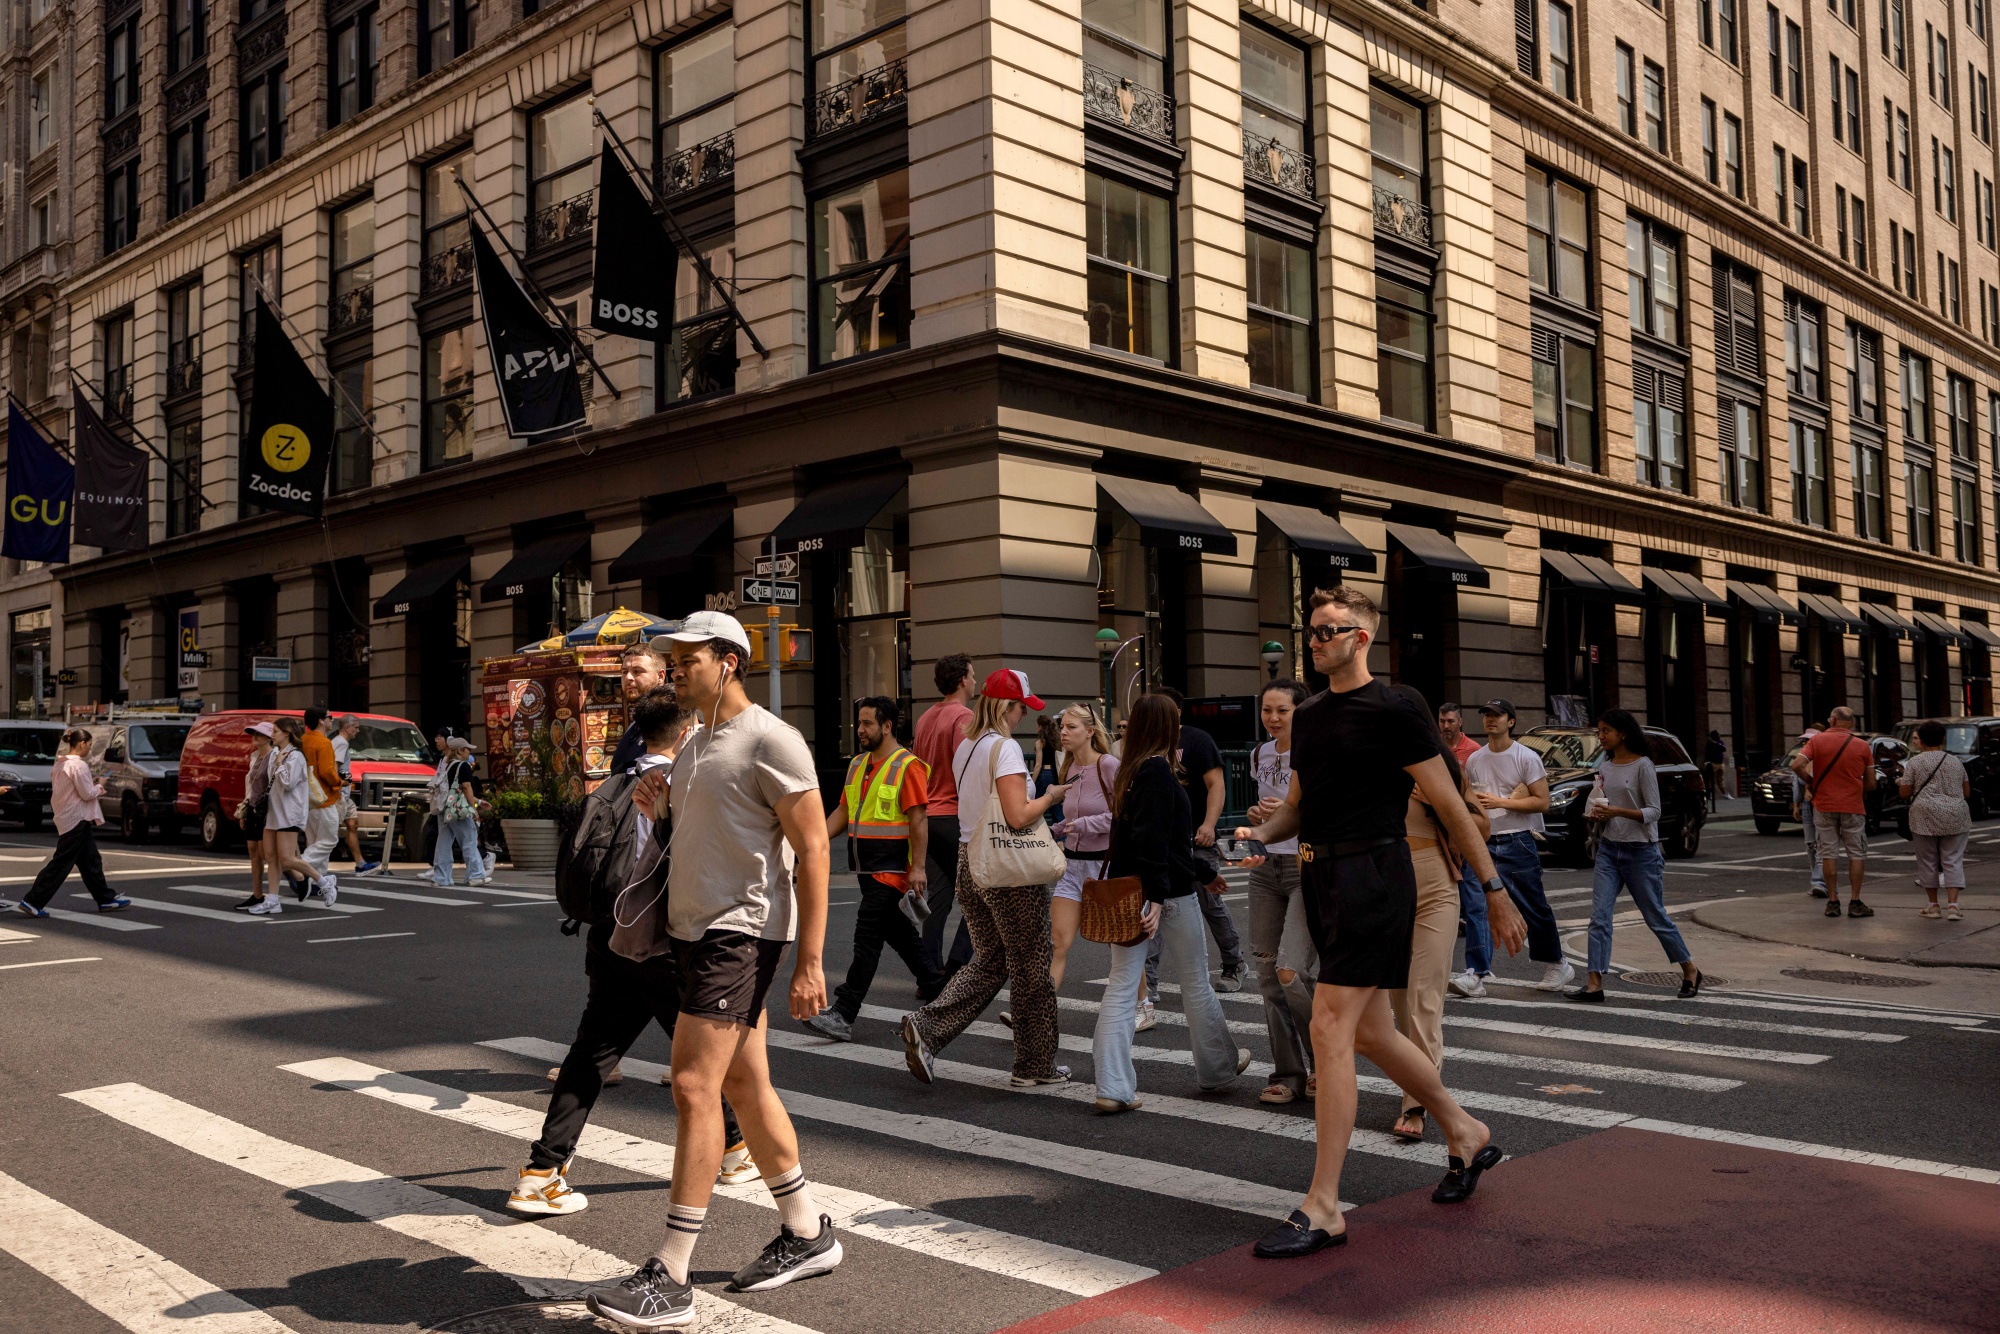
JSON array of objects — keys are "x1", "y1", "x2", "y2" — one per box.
[{"x1": 10, "y1": 607, "x2": 51, "y2": 718}]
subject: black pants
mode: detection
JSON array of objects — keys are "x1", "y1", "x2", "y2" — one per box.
[
  {"x1": 833, "y1": 873, "x2": 946, "y2": 1021},
  {"x1": 530, "y1": 924, "x2": 742, "y2": 1171},
  {"x1": 25, "y1": 824, "x2": 117, "y2": 909},
  {"x1": 918, "y1": 815, "x2": 975, "y2": 975}
]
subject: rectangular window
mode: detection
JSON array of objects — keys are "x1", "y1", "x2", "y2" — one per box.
[
  {"x1": 1854, "y1": 195, "x2": 1869, "y2": 269},
  {"x1": 1247, "y1": 230, "x2": 1315, "y2": 400},
  {"x1": 102, "y1": 313, "x2": 135, "y2": 423},
  {"x1": 1854, "y1": 440, "x2": 1888, "y2": 538},
  {"x1": 1832, "y1": 54, "x2": 1844, "y2": 140},
  {"x1": 1625, "y1": 215, "x2": 1682, "y2": 342},
  {"x1": 1547, "y1": 1, "x2": 1575, "y2": 98},
  {"x1": 1896, "y1": 105, "x2": 1913, "y2": 186},
  {"x1": 1837, "y1": 184, "x2": 1850, "y2": 256},
  {"x1": 1793, "y1": 154, "x2": 1810, "y2": 232},
  {"x1": 1643, "y1": 60, "x2": 1667, "y2": 150},
  {"x1": 814, "y1": 168, "x2": 914, "y2": 365},
  {"x1": 1515, "y1": 0, "x2": 1538, "y2": 76},
  {"x1": 330, "y1": 199, "x2": 374, "y2": 331},
  {"x1": 1892, "y1": 0, "x2": 1907, "y2": 65},
  {"x1": 1784, "y1": 293, "x2": 1824, "y2": 400},
  {"x1": 420, "y1": 0, "x2": 478, "y2": 74},
  {"x1": 103, "y1": 161, "x2": 139, "y2": 253},
  {"x1": 167, "y1": 281, "x2": 201, "y2": 397},
  {"x1": 1532, "y1": 329, "x2": 1597, "y2": 468},
  {"x1": 656, "y1": 22, "x2": 737, "y2": 176},
  {"x1": 1526, "y1": 164, "x2": 1592, "y2": 305},
  {"x1": 1847, "y1": 66, "x2": 1863, "y2": 145},
  {"x1": 165, "y1": 419, "x2": 201, "y2": 538},
  {"x1": 1903, "y1": 349, "x2": 1933, "y2": 443},
  {"x1": 1633, "y1": 365, "x2": 1688, "y2": 491},
  {"x1": 1787, "y1": 19, "x2": 1805, "y2": 109},
  {"x1": 1376, "y1": 272, "x2": 1432, "y2": 426},
  {"x1": 1370, "y1": 86, "x2": 1428, "y2": 218},
  {"x1": 1721, "y1": 0, "x2": 1740, "y2": 60},
  {"x1": 1702, "y1": 99, "x2": 1719, "y2": 182},
  {"x1": 1946, "y1": 144, "x2": 1958, "y2": 218},
  {"x1": 1774, "y1": 145, "x2": 1788, "y2": 221},
  {"x1": 1908, "y1": 457, "x2": 1938, "y2": 551},
  {"x1": 167, "y1": 119, "x2": 206, "y2": 219},
  {"x1": 1939, "y1": 29, "x2": 1954, "y2": 107},
  {"x1": 328, "y1": 3, "x2": 380, "y2": 127},
  {"x1": 1934, "y1": 136, "x2": 1944, "y2": 210},
  {"x1": 1713, "y1": 257, "x2": 1763, "y2": 378},
  {"x1": 1724, "y1": 112, "x2": 1744, "y2": 195},
  {"x1": 1770, "y1": 4, "x2": 1783, "y2": 93},
  {"x1": 1701, "y1": 0, "x2": 1715, "y2": 46},
  {"x1": 1950, "y1": 372, "x2": 1978, "y2": 459},
  {"x1": 237, "y1": 240, "x2": 280, "y2": 376},
  {"x1": 1929, "y1": 21, "x2": 1938, "y2": 97},
  {"x1": 30, "y1": 196, "x2": 50, "y2": 248},
  {"x1": 529, "y1": 95, "x2": 594, "y2": 220},
  {"x1": 168, "y1": 0, "x2": 205, "y2": 74},
  {"x1": 814, "y1": 0, "x2": 910, "y2": 104},
  {"x1": 238, "y1": 65, "x2": 286, "y2": 176},
  {"x1": 664, "y1": 232, "x2": 738, "y2": 403},
  {"x1": 329, "y1": 352, "x2": 373, "y2": 494},
  {"x1": 422, "y1": 326, "x2": 474, "y2": 469},
  {"x1": 105, "y1": 15, "x2": 139, "y2": 119},
  {"x1": 29, "y1": 68, "x2": 50, "y2": 154},
  {"x1": 1905, "y1": 224, "x2": 1919, "y2": 292},
  {"x1": 1950, "y1": 258, "x2": 1963, "y2": 322},
  {"x1": 1955, "y1": 475, "x2": 1980, "y2": 562},
  {"x1": 1617, "y1": 44, "x2": 1637, "y2": 135},
  {"x1": 1790, "y1": 420, "x2": 1830, "y2": 526},
  {"x1": 422, "y1": 149, "x2": 472, "y2": 288},
  {"x1": 1720, "y1": 397, "x2": 1765, "y2": 509},
  {"x1": 1847, "y1": 322, "x2": 1882, "y2": 422}
]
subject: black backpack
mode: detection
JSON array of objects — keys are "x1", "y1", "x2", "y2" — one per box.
[{"x1": 555, "y1": 771, "x2": 641, "y2": 931}]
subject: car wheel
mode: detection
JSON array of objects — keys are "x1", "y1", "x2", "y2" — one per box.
[
  {"x1": 1973, "y1": 792, "x2": 1990, "y2": 821},
  {"x1": 1754, "y1": 816, "x2": 1781, "y2": 835},
  {"x1": 1895, "y1": 817, "x2": 1912, "y2": 841},
  {"x1": 120, "y1": 796, "x2": 148, "y2": 843},
  {"x1": 199, "y1": 799, "x2": 228, "y2": 853},
  {"x1": 1865, "y1": 813, "x2": 1881, "y2": 836},
  {"x1": 1675, "y1": 816, "x2": 1703, "y2": 859}
]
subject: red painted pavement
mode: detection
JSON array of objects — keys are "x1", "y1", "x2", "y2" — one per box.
[{"x1": 998, "y1": 1127, "x2": 2000, "y2": 1334}]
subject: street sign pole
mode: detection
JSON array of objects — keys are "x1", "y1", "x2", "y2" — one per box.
[{"x1": 767, "y1": 534, "x2": 782, "y2": 719}]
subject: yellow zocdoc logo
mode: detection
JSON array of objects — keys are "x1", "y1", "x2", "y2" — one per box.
[{"x1": 261, "y1": 424, "x2": 310, "y2": 473}]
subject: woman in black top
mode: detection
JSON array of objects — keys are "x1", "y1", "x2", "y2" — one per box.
[{"x1": 1089, "y1": 694, "x2": 1249, "y2": 1114}]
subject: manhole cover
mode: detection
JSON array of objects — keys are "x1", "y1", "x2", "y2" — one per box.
[
  {"x1": 1621, "y1": 970, "x2": 1730, "y2": 987},
  {"x1": 426, "y1": 1302, "x2": 606, "y2": 1333},
  {"x1": 1780, "y1": 967, "x2": 1931, "y2": 988}
]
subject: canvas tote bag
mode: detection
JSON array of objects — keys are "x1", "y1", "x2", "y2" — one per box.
[{"x1": 964, "y1": 733, "x2": 1067, "y2": 889}]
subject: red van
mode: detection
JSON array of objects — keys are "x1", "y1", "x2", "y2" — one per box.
[{"x1": 176, "y1": 709, "x2": 437, "y2": 852}]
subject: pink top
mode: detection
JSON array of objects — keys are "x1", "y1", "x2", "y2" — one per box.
[
  {"x1": 1051, "y1": 753, "x2": 1120, "y2": 854},
  {"x1": 51, "y1": 754, "x2": 105, "y2": 835}
]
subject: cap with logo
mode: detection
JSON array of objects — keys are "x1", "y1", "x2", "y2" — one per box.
[
  {"x1": 1477, "y1": 698, "x2": 1517, "y2": 720},
  {"x1": 979, "y1": 668, "x2": 1045, "y2": 711},
  {"x1": 664, "y1": 609, "x2": 754, "y2": 661}
]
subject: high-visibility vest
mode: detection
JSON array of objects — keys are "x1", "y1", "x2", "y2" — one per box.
[{"x1": 843, "y1": 747, "x2": 923, "y2": 874}]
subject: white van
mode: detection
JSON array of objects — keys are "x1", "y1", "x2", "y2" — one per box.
[{"x1": 0, "y1": 722, "x2": 74, "y2": 829}]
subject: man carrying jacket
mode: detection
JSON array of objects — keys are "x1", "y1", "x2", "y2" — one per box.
[{"x1": 298, "y1": 707, "x2": 344, "y2": 898}]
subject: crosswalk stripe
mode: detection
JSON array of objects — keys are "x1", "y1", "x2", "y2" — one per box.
[
  {"x1": 1594, "y1": 987, "x2": 1986, "y2": 1027},
  {"x1": 62, "y1": 1083, "x2": 817, "y2": 1334},
  {"x1": 477, "y1": 1038, "x2": 1309, "y2": 1219},
  {"x1": 1451, "y1": 996, "x2": 1907, "y2": 1043},
  {"x1": 0, "y1": 1167, "x2": 301, "y2": 1333},
  {"x1": 0, "y1": 956, "x2": 99, "y2": 971},
  {"x1": 167, "y1": 885, "x2": 378, "y2": 916},
  {"x1": 1442, "y1": 1014, "x2": 1831, "y2": 1064},
  {"x1": 69, "y1": 894, "x2": 296, "y2": 925},
  {"x1": 429, "y1": 884, "x2": 557, "y2": 901},
  {"x1": 0, "y1": 925, "x2": 37, "y2": 941},
  {"x1": 851, "y1": 1004, "x2": 1281, "y2": 1080},
  {"x1": 283, "y1": 1057, "x2": 1152, "y2": 1297},
  {"x1": 312, "y1": 884, "x2": 478, "y2": 906},
  {"x1": 1621, "y1": 1118, "x2": 2000, "y2": 1184},
  {"x1": 40, "y1": 907, "x2": 161, "y2": 930}
]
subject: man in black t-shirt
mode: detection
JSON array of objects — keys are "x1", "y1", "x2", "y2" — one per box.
[
  {"x1": 1150, "y1": 688, "x2": 1244, "y2": 991},
  {"x1": 1240, "y1": 585, "x2": 1527, "y2": 1260}
]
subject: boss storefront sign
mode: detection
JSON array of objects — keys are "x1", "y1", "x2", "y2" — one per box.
[{"x1": 589, "y1": 143, "x2": 676, "y2": 341}]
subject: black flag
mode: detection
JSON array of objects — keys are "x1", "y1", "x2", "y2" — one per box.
[
  {"x1": 590, "y1": 143, "x2": 676, "y2": 341},
  {"x1": 72, "y1": 391, "x2": 149, "y2": 551},
  {"x1": 470, "y1": 216, "x2": 587, "y2": 437},
  {"x1": 239, "y1": 296, "x2": 334, "y2": 517}
]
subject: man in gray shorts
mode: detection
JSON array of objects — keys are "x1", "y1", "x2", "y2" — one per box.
[{"x1": 1792, "y1": 707, "x2": 1873, "y2": 917}]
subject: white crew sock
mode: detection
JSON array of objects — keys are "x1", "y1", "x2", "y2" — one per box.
[
  {"x1": 763, "y1": 1164, "x2": 822, "y2": 1238},
  {"x1": 652, "y1": 1203, "x2": 707, "y2": 1284}
]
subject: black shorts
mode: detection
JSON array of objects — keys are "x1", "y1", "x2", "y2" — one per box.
[
  {"x1": 268, "y1": 825, "x2": 302, "y2": 835},
  {"x1": 670, "y1": 930, "x2": 789, "y2": 1026},
  {"x1": 242, "y1": 809, "x2": 268, "y2": 840},
  {"x1": 1301, "y1": 840, "x2": 1418, "y2": 990}
]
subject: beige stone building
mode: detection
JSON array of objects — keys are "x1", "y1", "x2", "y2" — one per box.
[{"x1": 16, "y1": 0, "x2": 2000, "y2": 798}]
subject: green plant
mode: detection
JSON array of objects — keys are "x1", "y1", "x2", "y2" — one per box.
[
  {"x1": 494, "y1": 724, "x2": 581, "y2": 824},
  {"x1": 491, "y1": 788, "x2": 548, "y2": 820}
]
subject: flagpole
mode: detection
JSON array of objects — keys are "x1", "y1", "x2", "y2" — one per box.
[
  {"x1": 450, "y1": 173, "x2": 623, "y2": 399},
  {"x1": 6, "y1": 390, "x2": 74, "y2": 459},
  {"x1": 245, "y1": 275, "x2": 399, "y2": 459},
  {"x1": 588, "y1": 99, "x2": 769, "y2": 360},
  {"x1": 63, "y1": 371, "x2": 219, "y2": 514}
]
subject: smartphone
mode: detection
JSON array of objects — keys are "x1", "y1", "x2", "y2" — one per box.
[{"x1": 1225, "y1": 836, "x2": 1268, "y2": 863}]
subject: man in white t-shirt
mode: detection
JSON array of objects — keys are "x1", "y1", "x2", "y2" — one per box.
[
  {"x1": 1463, "y1": 699, "x2": 1571, "y2": 991},
  {"x1": 331, "y1": 715, "x2": 381, "y2": 874}
]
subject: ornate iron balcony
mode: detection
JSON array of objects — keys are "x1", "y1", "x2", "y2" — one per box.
[
  {"x1": 1083, "y1": 63, "x2": 1175, "y2": 145},
  {"x1": 165, "y1": 355, "x2": 201, "y2": 398},
  {"x1": 657, "y1": 131, "x2": 735, "y2": 199},
  {"x1": 810, "y1": 58, "x2": 907, "y2": 139},
  {"x1": 529, "y1": 189, "x2": 596, "y2": 250},
  {"x1": 330, "y1": 284, "x2": 374, "y2": 335},
  {"x1": 1242, "y1": 129, "x2": 1314, "y2": 200},
  {"x1": 422, "y1": 239, "x2": 474, "y2": 293},
  {"x1": 1372, "y1": 183, "x2": 1432, "y2": 246}
]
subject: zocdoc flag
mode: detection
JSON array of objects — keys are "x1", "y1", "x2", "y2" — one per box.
[
  {"x1": 590, "y1": 143, "x2": 676, "y2": 341},
  {"x1": 239, "y1": 296, "x2": 334, "y2": 517},
  {"x1": 73, "y1": 392, "x2": 149, "y2": 551},
  {"x1": 470, "y1": 216, "x2": 586, "y2": 437},
  {"x1": 3, "y1": 402, "x2": 72, "y2": 563}
]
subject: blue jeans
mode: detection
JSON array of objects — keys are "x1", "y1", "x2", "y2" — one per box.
[
  {"x1": 1094, "y1": 896, "x2": 1240, "y2": 1104},
  {"x1": 433, "y1": 817, "x2": 486, "y2": 884},
  {"x1": 1800, "y1": 796, "x2": 1825, "y2": 890},
  {"x1": 1587, "y1": 840, "x2": 1689, "y2": 975},
  {"x1": 1456, "y1": 861, "x2": 1492, "y2": 974},
  {"x1": 1486, "y1": 831, "x2": 1562, "y2": 965}
]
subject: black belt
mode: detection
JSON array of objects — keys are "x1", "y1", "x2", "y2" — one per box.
[
  {"x1": 1063, "y1": 848, "x2": 1108, "y2": 860},
  {"x1": 1298, "y1": 836, "x2": 1400, "y2": 863}
]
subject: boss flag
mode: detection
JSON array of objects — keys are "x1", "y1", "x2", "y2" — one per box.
[
  {"x1": 470, "y1": 216, "x2": 586, "y2": 437},
  {"x1": 590, "y1": 142, "x2": 676, "y2": 341},
  {"x1": 72, "y1": 392, "x2": 149, "y2": 551},
  {"x1": 239, "y1": 296, "x2": 334, "y2": 517},
  {"x1": 3, "y1": 402, "x2": 72, "y2": 563}
]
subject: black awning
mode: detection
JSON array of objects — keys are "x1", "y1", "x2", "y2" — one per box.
[
  {"x1": 1794, "y1": 590, "x2": 1868, "y2": 633},
  {"x1": 770, "y1": 472, "x2": 907, "y2": 553},
  {"x1": 1860, "y1": 602, "x2": 1919, "y2": 639},
  {"x1": 1912, "y1": 610, "x2": 1967, "y2": 645},
  {"x1": 1961, "y1": 619, "x2": 2000, "y2": 648},
  {"x1": 1256, "y1": 501, "x2": 1376, "y2": 572},
  {"x1": 1098, "y1": 476, "x2": 1238, "y2": 556},
  {"x1": 1541, "y1": 551, "x2": 1644, "y2": 603},
  {"x1": 1384, "y1": 523, "x2": 1490, "y2": 588},
  {"x1": 1725, "y1": 581, "x2": 1802, "y2": 625},
  {"x1": 1641, "y1": 567, "x2": 1730, "y2": 615},
  {"x1": 479, "y1": 532, "x2": 592, "y2": 603},
  {"x1": 607, "y1": 502, "x2": 734, "y2": 583},
  {"x1": 373, "y1": 554, "x2": 469, "y2": 619}
]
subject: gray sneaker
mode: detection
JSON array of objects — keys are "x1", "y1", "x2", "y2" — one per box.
[
  {"x1": 803, "y1": 1008, "x2": 853, "y2": 1042},
  {"x1": 1214, "y1": 966, "x2": 1245, "y2": 993}
]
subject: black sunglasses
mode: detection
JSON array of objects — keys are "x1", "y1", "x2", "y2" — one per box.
[{"x1": 1306, "y1": 624, "x2": 1364, "y2": 644}]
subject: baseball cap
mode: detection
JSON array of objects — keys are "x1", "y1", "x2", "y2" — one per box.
[
  {"x1": 980, "y1": 668, "x2": 1045, "y2": 711},
  {"x1": 243, "y1": 721, "x2": 276, "y2": 739},
  {"x1": 1477, "y1": 698, "x2": 1517, "y2": 720},
  {"x1": 663, "y1": 609, "x2": 754, "y2": 661}
]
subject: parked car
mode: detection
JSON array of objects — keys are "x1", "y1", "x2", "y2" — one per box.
[
  {"x1": 1748, "y1": 732, "x2": 1911, "y2": 837},
  {"x1": 175, "y1": 709, "x2": 437, "y2": 854},
  {"x1": 1892, "y1": 717, "x2": 2000, "y2": 820},
  {"x1": 84, "y1": 713, "x2": 196, "y2": 841},
  {"x1": 0, "y1": 722, "x2": 66, "y2": 829},
  {"x1": 1520, "y1": 725, "x2": 1708, "y2": 865}
]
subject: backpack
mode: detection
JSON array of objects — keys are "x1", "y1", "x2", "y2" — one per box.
[
  {"x1": 555, "y1": 771, "x2": 641, "y2": 929},
  {"x1": 424, "y1": 766, "x2": 453, "y2": 814}
]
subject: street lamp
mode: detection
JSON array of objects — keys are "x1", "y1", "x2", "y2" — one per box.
[{"x1": 1261, "y1": 640, "x2": 1286, "y2": 679}]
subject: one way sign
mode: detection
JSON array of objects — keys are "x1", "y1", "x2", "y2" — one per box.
[
  {"x1": 754, "y1": 553, "x2": 801, "y2": 578},
  {"x1": 738, "y1": 577, "x2": 802, "y2": 607}
]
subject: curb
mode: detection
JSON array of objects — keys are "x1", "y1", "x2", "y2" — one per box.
[{"x1": 1687, "y1": 905, "x2": 2000, "y2": 971}]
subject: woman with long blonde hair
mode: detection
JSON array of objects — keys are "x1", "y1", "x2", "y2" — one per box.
[{"x1": 1045, "y1": 703, "x2": 1118, "y2": 995}]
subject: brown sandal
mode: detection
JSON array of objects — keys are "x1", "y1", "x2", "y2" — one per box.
[
  {"x1": 1390, "y1": 1106, "x2": 1427, "y2": 1142},
  {"x1": 1258, "y1": 1082, "x2": 1299, "y2": 1104}
]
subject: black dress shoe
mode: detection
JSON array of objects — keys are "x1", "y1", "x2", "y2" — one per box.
[
  {"x1": 1432, "y1": 1144, "x2": 1503, "y2": 1203},
  {"x1": 1252, "y1": 1209, "x2": 1347, "y2": 1258},
  {"x1": 1564, "y1": 986, "x2": 1606, "y2": 1003},
  {"x1": 1677, "y1": 970, "x2": 1705, "y2": 999}
]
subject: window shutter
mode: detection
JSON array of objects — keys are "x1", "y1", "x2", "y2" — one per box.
[
  {"x1": 1732, "y1": 275, "x2": 1762, "y2": 377},
  {"x1": 1718, "y1": 396, "x2": 1738, "y2": 452},
  {"x1": 1516, "y1": 0, "x2": 1538, "y2": 75},
  {"x1": 1660, "y1": 368, "x2": 1687, "y2": 413},
  {"x1": 1531, "y1": 327, "x2": 1559, "y2": 362},
  {"x1": 1713, "y1": 260, "x2": 1736, "y2": 368}
]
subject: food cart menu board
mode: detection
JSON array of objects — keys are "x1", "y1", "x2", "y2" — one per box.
[{"x1": 479, "y1": 651, "x2": 629, "y2": 798}]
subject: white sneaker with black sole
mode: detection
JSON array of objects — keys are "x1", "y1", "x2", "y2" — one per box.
[
  {"x1": 586, "y1": 1259, "x2": 695, "y2": 1328},
  {"x1": 1446, "y1": 968, "x2": 1486, "y2": 998},
  {"x1": 728, "y1": 1215, "x2": 843, "y2": 1292},
  {"x1": 1535, "y1": 960, "x2": 1577, "y2": 991}
]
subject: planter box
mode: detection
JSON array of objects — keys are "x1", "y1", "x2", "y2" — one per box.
[{"x1": 501, "y1": 817, "x2": 561, "y2": 872}]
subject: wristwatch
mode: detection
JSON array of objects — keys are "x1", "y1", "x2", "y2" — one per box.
[{"x1": 1482, "y1": 877, "x2": 1509, "y2": 896}]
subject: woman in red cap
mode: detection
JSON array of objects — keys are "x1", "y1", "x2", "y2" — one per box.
[{"x1": 901, "y1": 668, "x2": 1073, "y2": 1086}]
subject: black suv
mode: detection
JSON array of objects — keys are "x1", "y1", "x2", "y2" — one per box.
[
  {"x1": 1749, "y1": 732, "x2": 1911, "y2": 836},
  {"x1": 1522, "y1": 726, "x2": 1708, "y2": 865},
  {"x1": 1892, "y1": 718, "x2": 2000, "y2": 820}
]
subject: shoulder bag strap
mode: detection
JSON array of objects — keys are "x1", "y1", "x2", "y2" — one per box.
[
  {"x1": 1806, "y1": 732, "x2": 1857, "y2": 798},
  {"x1": 1909, "y1": 751, "x2": 1945, "y2": 802}
]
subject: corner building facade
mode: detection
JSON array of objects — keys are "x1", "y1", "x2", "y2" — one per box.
[{"x1": 31, "y1": 0, "x2": 2000, "y2": 786}]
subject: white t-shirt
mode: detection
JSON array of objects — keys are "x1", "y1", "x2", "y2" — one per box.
[
  {"x1": 1250, "y1": 740, "x2": 1299, "y2": 855},
  {"x1": 953, "y1": 731, "x2": 1029, "y2": 845},
  {"x1": 331, "y1": 734, "x2": 352, "y2": 781},
  {"x1": 1464, "y1": 740, "x2": 1547, "y2": 837}
]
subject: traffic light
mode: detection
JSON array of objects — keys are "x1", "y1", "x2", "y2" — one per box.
[{"x1": 746, "y1": 624, "x2": 814, "y2": 668}]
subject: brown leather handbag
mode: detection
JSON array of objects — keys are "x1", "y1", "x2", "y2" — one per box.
[{"x1": 1078, "y1": 815, "x2": 1148, "y2": 948}]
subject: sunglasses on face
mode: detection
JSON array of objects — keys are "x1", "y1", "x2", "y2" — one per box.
[{"x1": 1307, "y1": 624, "x2": 1363, "y2": 644}]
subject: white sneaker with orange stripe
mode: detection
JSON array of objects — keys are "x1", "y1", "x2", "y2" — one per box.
[{"x1": 507, "y1": 1160, "x2": 587, "y2": 1215}]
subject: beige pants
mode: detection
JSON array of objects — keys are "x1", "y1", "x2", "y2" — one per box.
[{"x1": 1389, "y1": 837, "x2": 1461, "y2": 1115}]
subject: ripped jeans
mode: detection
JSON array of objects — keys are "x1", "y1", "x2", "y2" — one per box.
[{"x1": 1246, "y1": 853, "x2": 1317, "y2": 1093}]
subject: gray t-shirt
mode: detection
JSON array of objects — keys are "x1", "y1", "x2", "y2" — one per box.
[
  {"x1": 666, "y1": 703, "x2": 820, "y2": 942},
  {"x1": 1594, "y1": 756, "x2": 1660, "y2": 844}
]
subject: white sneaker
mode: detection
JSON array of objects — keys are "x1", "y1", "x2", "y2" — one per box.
[
  {"x1": 507, "y1": 1164, "x2": 587, "y2": 1216},
  {"x1": 469, "y1": 875, "x2": 493, "y2": 887},
  {"x1": 1135, "y1": 1000, "x2": 1157, "y2": 1033},
  {"x1": 718, "y1": 1141, "x2": 759, "y2": 1185},
  {"x1": 318, "y1": 875, "x2": 338, "y2": 906},
  {"x1": 248, "y1": 898, "x2": 282, "y2": 915},
  {"x1": 1535, "y1": 960, "x2": 1577, "y2": 991},
  {"x1": 1447, "y1": 968, "x2": 1487, "y2": 998}
]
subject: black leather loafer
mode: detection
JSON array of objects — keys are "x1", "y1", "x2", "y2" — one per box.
[
  {"x1": 1432, "y1": 1144, "x2": 1503, "y2": 1203},
  {"x1": 1252, "y1": 1209, "x2": 1347, "y2": 1258}
]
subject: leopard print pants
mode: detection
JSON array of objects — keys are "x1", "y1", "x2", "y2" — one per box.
[{"x1": 907, "y1": 845, "x2": 1060, "y2": 1080}]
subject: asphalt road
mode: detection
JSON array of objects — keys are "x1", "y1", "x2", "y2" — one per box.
[{"x1": 0, "y1": 805, "x2": 1994, "y2": 1334}]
